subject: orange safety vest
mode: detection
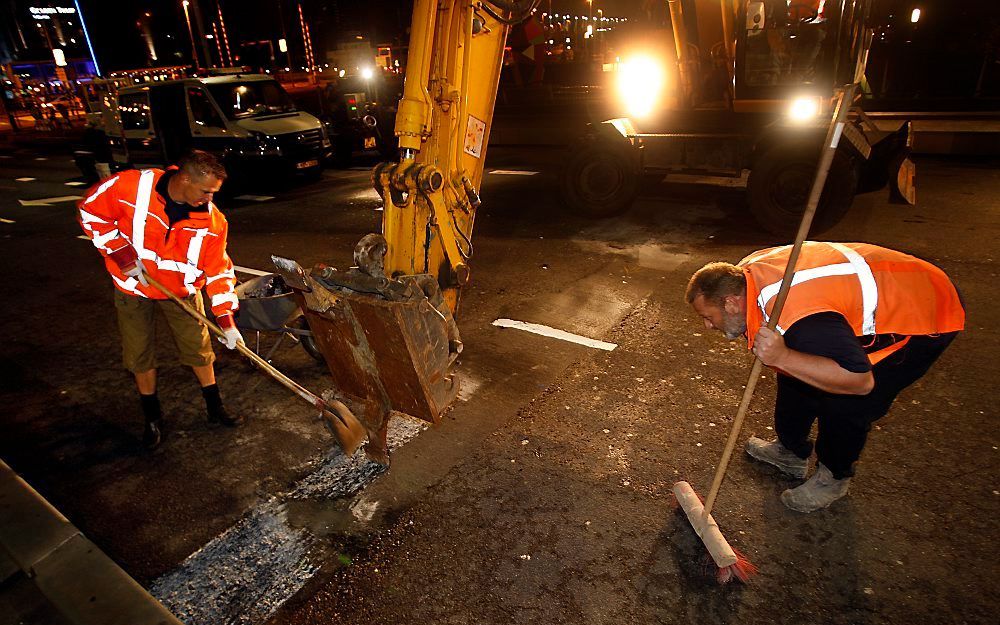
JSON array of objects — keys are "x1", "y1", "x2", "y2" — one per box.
[
  {"x1": 741, "y1": 242, "x2": 965, "y2": 365},
  {"x1": 77, "y1": 168, "x2": 238, "y2": 320}
]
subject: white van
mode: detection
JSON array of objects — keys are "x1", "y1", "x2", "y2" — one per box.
[{"x1": 107, "y1": 74, "x2": 331, "y2": 178}]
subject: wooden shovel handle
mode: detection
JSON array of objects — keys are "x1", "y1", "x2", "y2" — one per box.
[{"x1": 141, "y1": 271, "x2": 352, "y2": 429}]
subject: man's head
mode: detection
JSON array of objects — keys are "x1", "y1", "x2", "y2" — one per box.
[
  {"x1": 685, "y1": 262, "x2": 748, "y2": 340},
  {"x1": 172, "y1": 150, "x2": 227, "y2": 207}
]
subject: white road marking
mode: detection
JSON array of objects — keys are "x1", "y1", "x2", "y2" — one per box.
[
  {"x1": 492, "y1": 318, "x2": 617, "y2": 351},
  {"x1": 489, "y1": 169, "x2": 539, "y2": 175},
  {"x1": 0, "y1": 218, "x2": 14, "y2": 224},
  {"x1": 234, "y1": 194, "x2": 275, "y2": 202},
  {"x1": 18, "y1": 195, "x2": 81, "y2": 206},
  {"x1": 34, "y1": 157, "x2": 47, "y2": 161},
  {"x1": 234, "y1": 264, "x2": 271, "y2": 277},
  {"x1": 0, "y1": 155, "x2": 13, "y2": 159},
  {"x1": 16, "y1": 177, "x2": 35, "y2": 182},
  {"x1": 65, "y1": 181, "x2": 87, "y2": 187},
  {"x1": 77, "y1": 235, "x2": 90, "y2": 240}
]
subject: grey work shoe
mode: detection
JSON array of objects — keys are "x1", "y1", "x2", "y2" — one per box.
[
  {"x1": 744, "y1": 436, "x2": 809, "y2": 479},
  {"x1": 780, "y1": 463, "x2": 851, "y2": 513}
]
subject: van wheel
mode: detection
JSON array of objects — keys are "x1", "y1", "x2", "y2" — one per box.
[
  {"x1": 747, "y1": 145, "x2": 857, "y2": 237},
  {"x1": 559, "y1": 138, "x2": 639, "y2": 218}
]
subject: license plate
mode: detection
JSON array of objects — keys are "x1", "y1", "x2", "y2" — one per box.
[
  {"x1": 296, "y1": 159, "x2": 318, "y2": 169},
  {"x1": 363, "y1": 136, "x2": 377, "y2": 149}
]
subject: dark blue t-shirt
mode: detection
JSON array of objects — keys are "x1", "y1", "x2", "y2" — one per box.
[{"x1": 782, "y1": 312, "x2": 876, "y2": 373}]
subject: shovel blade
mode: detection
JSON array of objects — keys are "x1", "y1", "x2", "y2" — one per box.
[{"x1": 320, "y1": 401, "x2": 367, "y2": 456}]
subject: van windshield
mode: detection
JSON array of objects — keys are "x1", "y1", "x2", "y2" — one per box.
[{"x1": 206, "y1": 80, "x2": 297, "y2": 119}]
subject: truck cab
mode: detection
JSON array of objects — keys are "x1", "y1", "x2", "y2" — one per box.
[{"x1": 107, "y1": 74, "x2": 332, "y2": 179}]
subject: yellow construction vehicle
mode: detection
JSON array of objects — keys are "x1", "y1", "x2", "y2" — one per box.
[
  {"x1": 271, "y1": 0, "x2": 913, "y2": 458},
  {"x1": 272, "y1": 0, "x2": 523, "y2": 460},
  {"x1": 560, "y1": 0, "x2": 915, "y2": 235}
]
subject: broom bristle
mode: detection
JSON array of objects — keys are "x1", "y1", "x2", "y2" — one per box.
[
  {"x1": 678, "y1": 487, "x2": 757, "y2": 585},
  {"x1": 715, "y1": 548, "x2": 757, "y2": 584}
]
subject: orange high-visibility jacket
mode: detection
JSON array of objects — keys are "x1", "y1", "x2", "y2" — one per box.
[
  {"x1": 740, "y1": 242, "x2": 965, "y2": 365},
  {"x1": 77, "y1": 168, "x2": 238, "y2": 321}
]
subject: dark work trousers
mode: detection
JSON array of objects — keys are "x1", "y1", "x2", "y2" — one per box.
[{"x1": 774, "y1": 332, "x2": 959, "y2": 480}]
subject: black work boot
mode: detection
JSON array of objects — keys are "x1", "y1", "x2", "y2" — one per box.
[
  {"x1": 202, "y1": 384, "x2": 244, "y2": 427},
  {"x1": 140, "y1": 393, "x2": 164, "y2": 449}
]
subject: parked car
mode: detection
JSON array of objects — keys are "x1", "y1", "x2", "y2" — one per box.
[{"x1": 77, "y1": 74, "x2": 332, "y2": 184}]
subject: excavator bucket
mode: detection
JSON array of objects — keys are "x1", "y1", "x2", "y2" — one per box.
[{"x1": 271, "y1": 239, "x2": 461, "y2": 463}]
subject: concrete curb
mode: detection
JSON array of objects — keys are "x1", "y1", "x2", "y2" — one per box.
[{"x1": 0, "y1": 460, "x2": 183, "y2": 625}]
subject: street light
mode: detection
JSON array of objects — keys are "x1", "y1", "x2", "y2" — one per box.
[
  {"x1": 910, "y1": 8, "x2": 921, "y2": 23},
  {"x1": 182, "y1": 0, "x2": 200, "y2": 70}
]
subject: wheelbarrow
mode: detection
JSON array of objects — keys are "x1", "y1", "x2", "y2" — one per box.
[{"x1": 233, "y1": 273, "x2": 324, "y2": 363}]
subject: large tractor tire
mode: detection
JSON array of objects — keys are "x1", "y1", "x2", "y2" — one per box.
[
  {"x1": 747, "y1": 144, "x2": 858, "y2": 237},
  {"x1": 559, "y1": 138, "x2": 640, "y2": 218}
]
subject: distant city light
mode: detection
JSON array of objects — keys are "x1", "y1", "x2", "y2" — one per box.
[
  {"x1": 278, "y1": 38, "x2": 287, "y2": 53},
  {"x1": 910, "y1": 8, "x2": 921, "y2": 23}
]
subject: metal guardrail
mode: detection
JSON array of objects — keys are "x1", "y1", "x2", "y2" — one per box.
[{"x1": 0, "y1": 459, "x2": 183, "y2": 625}]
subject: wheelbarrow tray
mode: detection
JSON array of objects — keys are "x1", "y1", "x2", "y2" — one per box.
[{"x1": 234, "y1": 274, "x2": 300, "y2": 332}]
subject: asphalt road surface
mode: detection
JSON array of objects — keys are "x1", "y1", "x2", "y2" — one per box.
[{"x1": 1, "y1": 144, "x2": 998, "y2": 625}]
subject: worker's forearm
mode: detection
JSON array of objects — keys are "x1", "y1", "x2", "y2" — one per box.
[{"x1": 773, "y1": 349, "x2": 874, "y2": 395}]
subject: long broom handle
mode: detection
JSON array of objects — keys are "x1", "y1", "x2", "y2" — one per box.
[
  {"x1": 141, "y1": 271, "x2": 352, "y2": 428},
  {"x1": 701, "y1": 84, "x2": 856, "y2": 520}
]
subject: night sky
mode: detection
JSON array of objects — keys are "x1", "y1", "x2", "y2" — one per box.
[
  {"x1": 8, "y1": 1, "x2": 1000, "y2": 100},
  {"x1": 75, "y1": 1, "x2": 644, "y2": 72}
]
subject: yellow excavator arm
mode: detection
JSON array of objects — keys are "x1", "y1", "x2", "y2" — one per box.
[
  {"x1": 273, "y1": 3, "x2": 539, "y2": 459},
  {"x1": 375, "y1": 0, "x2": 536, "y2": 313}
]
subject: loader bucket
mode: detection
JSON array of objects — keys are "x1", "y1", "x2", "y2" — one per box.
[{"x1": 271, "y1": 252, "x2": 460, "y2": 463}]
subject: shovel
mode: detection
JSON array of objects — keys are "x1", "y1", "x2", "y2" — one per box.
[{"x1": 141, "y1": 271, "x2": 368, "y2": 455}]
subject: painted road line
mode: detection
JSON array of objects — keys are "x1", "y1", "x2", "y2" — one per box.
[
  {"x1": 65, "y1": 181, "x2": 87, "y2": 187},
  {"x1": 0, "y1": 155, "x2": 13, "y2": 159},
  {"x1": 234, "y1": 194, "x2": 275, "y2": 202},
  {"x1": 34, "y1": 157, "x2": 47, "y2": 161},
  {"x1": 233, "y1": 265, "x2": 271, "y2": 277},
  {"x1": 152, "y1": 416, "x2": 426, "y2": 625},
  {"x1": 18, "y1": 195, "x2": 82, "y2": 207},
  {"x1": 489, "y1": 169, "x2": 539, "y2": 175},
  {"x1": 77, "y1": 235, "x2": 90, "y2": 240},
  {"x1": 16, "y1": 177, "x2": 36, "y2": 182},
  {"x1": 0, "y1": 218, "x2": 14, "y2": 224},
  {"x1": 492, "y1": 318, "x2": 618, "y2": 351}
]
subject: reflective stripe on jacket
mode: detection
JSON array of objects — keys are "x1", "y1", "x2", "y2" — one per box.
[
  {"x1": 741, "y1": 242, "x2": 965, "y2": 365},
  {"x1": 77, "y1": 168, "x2": 238, "y2": 319}
]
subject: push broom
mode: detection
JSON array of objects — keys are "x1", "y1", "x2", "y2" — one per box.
[{"x1": 673, "y1": 84, "x2": 857, "y2": 583}]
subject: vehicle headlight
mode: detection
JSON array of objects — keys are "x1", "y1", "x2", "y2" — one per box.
[
  {"x1": 616, "y1": 55, "x2": 666, "y2": 119},
  {"x1": 787, "y1": 96, "x2": 822, "y2": 123}
]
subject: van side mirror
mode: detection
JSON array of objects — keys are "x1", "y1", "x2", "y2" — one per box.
[{"x1": 747, "y1": 1, "x2": 766, "y2": 30}]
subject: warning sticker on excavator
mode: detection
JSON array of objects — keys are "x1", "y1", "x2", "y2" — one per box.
[{"x1": 464, "y1": 114, "x2": 486, "y2": 158}]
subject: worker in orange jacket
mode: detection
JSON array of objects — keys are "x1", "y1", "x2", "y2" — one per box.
[
  {"x1": 686, "y1": 242, "x2": 965, "y2": 512},
  {"x1": 78, "y1": 150, "x2": 244, "y2": 449}
]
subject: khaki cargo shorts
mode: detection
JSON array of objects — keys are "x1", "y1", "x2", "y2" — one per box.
[{"x1": 114, "y1": 289, "x2": 215, "y2": 372}]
